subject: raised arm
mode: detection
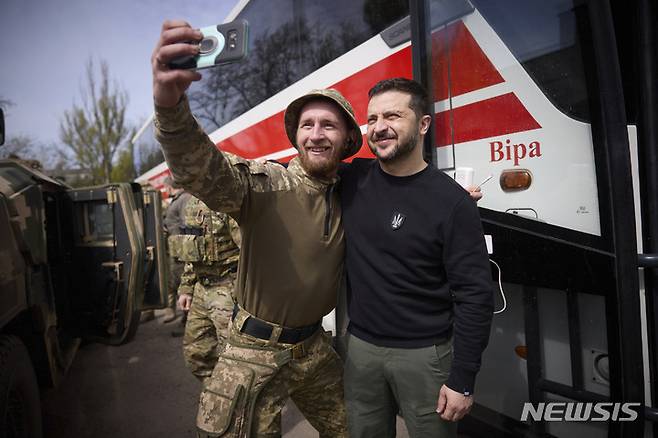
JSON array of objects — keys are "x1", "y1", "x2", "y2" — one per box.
[
  {"x1": 152, "y1": 20, "x2": 202, "y2": 109},
  {"x1": 151, "y1": 20, "x2": 246, "y2": 215}
]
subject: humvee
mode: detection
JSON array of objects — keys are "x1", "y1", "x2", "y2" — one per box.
[{"x1": 0, "y1": 108, "x2": 168, "y2": 436}]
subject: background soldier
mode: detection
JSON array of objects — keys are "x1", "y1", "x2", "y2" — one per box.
[
  {"x1": 174, "y1": 196, "x2": 241, "y2": 381},
  {"x1": 161, "y1": 177, "x2": 192, "y2": 323}
]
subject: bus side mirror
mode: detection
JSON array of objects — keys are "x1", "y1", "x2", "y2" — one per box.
[{"x1": 0, "y1": 108, "x2": 4, "y2": 146}]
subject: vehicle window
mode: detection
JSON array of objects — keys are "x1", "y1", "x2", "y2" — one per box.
[
  {"x1": 75, "y1": 201, "x2": 114, "y2": 244},
  {"x1": 0, "y1": 165, "x2": 34, "y2": 192}
]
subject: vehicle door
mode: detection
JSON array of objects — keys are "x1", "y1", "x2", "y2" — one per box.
[
  {"x1": 140, "y1": 187, "x2": 168, "y2": 309},
  {"x1": 67, "y1": 183, "x2": 144, "y2": 345}
]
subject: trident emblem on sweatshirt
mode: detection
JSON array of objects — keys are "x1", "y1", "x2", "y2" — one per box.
[{"x1": 391, "y1": 212, "x2": 406, "y2": 230}]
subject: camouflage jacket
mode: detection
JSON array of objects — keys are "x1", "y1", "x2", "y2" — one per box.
[
  {"x1": 176, "y1": 197, "x2": 241, "y2": 296},
  {"x1": 154, "y1": 96, "x2": 344, "y2": 328},
  {"x1": 164, "y1": 190, "x2": 192, "y2": 258},
  {"x1": 164, "y1": 191, "x2": 192, "y2": 237}
]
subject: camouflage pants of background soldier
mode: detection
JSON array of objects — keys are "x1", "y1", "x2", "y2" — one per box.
[
  {"x1": 183, "y1": 278, "x2": 235, "y2": 381},
  {"x1": 196, "y1": 308, "x2": 348, "y2": 438}
]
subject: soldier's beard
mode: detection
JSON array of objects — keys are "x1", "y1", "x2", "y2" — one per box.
[{"x1": 298, "y1": 144, "x2": 342, "y2": 179}]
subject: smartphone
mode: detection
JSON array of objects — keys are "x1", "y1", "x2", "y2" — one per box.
[{"x1": 169, "y1": 19, "x2": 249, "y2": 70}]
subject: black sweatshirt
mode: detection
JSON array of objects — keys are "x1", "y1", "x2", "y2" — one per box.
[{"x1": 339, "y1": 159, "x2": 494, "y2": 394}]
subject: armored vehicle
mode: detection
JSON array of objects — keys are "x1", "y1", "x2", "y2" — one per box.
[{"x1": 0, "y1": 108, "x2": 168, "y2": 436}]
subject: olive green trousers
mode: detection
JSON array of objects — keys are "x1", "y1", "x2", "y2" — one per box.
[{"x1": 344, "y1": 333, "x2": 457, "y2": 438}]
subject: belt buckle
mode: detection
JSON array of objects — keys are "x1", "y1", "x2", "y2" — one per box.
[{"x1": 291, "y1": 342, "x2": 306, "y2": 359}]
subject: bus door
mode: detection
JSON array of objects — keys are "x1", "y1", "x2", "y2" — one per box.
[{"x1": 411, "y1": 0, "x2": 657, "y2": 436}]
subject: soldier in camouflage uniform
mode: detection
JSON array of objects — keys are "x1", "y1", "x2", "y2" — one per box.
[
  {"x1": 152, "y1": 20, "x2": 362, "y2": 438},
  {"x1": 174, "y1": 196, "x2": 241, "y2": 381},
  {"x1": 162, "y1": 179, "x2": 192, "y2": 322}
]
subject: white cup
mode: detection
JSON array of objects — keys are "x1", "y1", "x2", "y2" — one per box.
[{"x1": 454, "y1": 167, "x2": 474, "y2": 189}]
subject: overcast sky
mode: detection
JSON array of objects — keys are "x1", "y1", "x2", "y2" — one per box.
[{"x1": 0, "y1": 0, "x2": 238, "y2": 150}]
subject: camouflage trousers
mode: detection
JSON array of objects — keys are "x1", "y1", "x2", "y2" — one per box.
[
  {"x1": 196, "y1": 313, "x2": 348, "y2": 438},
  {"x1": 183, "y1": 279, "x2": 235, "y2": 381}
]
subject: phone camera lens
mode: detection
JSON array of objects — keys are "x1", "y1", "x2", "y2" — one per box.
[
  {"x1": 227, "y1": 30, "x2": 238, "y2": 49},
  {"x1": 199, "y1": 36, "x2": 218, "y2": 54}
]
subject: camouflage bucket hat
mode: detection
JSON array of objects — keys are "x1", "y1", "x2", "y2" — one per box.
[{"x1": 284, "y1": 88, "x2": 363, "y2": 159}]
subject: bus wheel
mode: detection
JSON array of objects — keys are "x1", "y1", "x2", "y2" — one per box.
[{"x1": 0, "y1": 335, "x2": 42, "y2": 438}]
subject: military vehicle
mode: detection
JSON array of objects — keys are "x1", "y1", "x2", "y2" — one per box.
[{"x1": 0, "y1": 108, "x2": 168, "y2": 437}]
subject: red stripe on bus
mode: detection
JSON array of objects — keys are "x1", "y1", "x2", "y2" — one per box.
[
  {"x1": 213, "y1": 24, "x2": 528, "y2": 161},
  {"x1": 218, "y1": 48, "x2": 413, "y2": 158},
  {"x1": 219, "y1": 111, "x2": 286, "y2": 158},
  {"x1": 432, "y1": 22, "x2": 504, "y2": 101},
  {"x1": 435, "y1": 93, "x2": 541, "y2": 146},
  {"x1": 331, "y1": 48, "x2": 413, "y2": 125},
  {"x1": 148, "y1": 168, "x2": 171, "y2": 183},
  {"x1": 156, "y1": 93, "x2": 537, "y2": 179},
  {"x1": 223, "y1": 93, "x2": 540, "y2": 158}
]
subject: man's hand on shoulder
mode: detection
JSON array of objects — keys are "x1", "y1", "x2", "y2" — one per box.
[
  {"x1": 152, "y1": 20, "x2": 204, "y2": 108},
  {"x1": 436, "y1": 384, "x2": 473, "y2": 422}
]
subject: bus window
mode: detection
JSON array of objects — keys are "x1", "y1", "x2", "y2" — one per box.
[
  {"x1": 473, "y1": 0, "x2": 638, "y2": 125},
  {"x1": 471, "y1": 0, "x2": 593, "y2": 121},
  {"x1": 188, "y1": 0, "x2": 408, "y2": 132}
]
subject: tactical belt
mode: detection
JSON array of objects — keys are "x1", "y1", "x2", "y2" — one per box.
[
  {"x1": 199, "y1": 274, "x2": 233, "y2": 285},
  {"x1": 232, "y1": 305, "x2": 321, "y2": 345},
  {"x1": 179, "y1": 226, "x2": 203, "y2": 236}
]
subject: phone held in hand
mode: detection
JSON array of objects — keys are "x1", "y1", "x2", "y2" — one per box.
[{"x1": 169, "y1": 19, "x2": 249, "y2": 70}]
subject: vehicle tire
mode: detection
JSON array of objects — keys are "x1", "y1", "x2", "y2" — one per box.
[{"x1": 0, "y1": 335, "x2": 42, "y2": 438}]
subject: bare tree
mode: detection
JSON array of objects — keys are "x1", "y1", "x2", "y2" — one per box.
[
  {"x1": 137, "y1": 139, "x2": 164, "y2": 175},
  {"x1": 0, "y1": 134, "x2": 37, "y2": 159},
  {"x1": 111, "y1": 146, "x2": 137, "y2": 182},
  {"x1": 60, "y1": 59, "x2": 135, "y2": 184}
]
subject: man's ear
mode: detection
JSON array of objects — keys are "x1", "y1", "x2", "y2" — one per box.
[
  {"x1": 353, "y1": 131, "x2": 360, "y2": 147},
  {"x1": 420, "y1": 114, "x2": 432, "y2": 135},
  {"x1": 348, "y1": 131, "x2": 358, "y2": 149}
]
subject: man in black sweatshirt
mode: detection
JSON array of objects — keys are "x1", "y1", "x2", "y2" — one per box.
[{"x1": 340, "y1": 78, "x2": 494, "y2": 438}]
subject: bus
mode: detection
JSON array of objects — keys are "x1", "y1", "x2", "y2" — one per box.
[{"x1": 137, "y1": 0, "x2": 658, "y2": 436}]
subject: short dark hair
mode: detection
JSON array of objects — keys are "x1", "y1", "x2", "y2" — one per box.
[{"x1": 368, "y1": 77, "x2": 429, "y2": 119}]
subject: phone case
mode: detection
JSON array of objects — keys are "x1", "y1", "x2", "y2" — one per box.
[{"x1": 169, "y1": 19, "x2": 249, "y2": 70}]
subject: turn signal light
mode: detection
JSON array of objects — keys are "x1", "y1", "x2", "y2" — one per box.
[
  {"x1": 515, "y1": 345, "x2": 528, "y2": 360},
  {"x1": 500, "y1": 169, "x2": 532, "y2": 192}
]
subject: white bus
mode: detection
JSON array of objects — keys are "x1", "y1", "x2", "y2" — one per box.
[{"x1": 138, "y1": 0, "x2": 658, "y2": 436}]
